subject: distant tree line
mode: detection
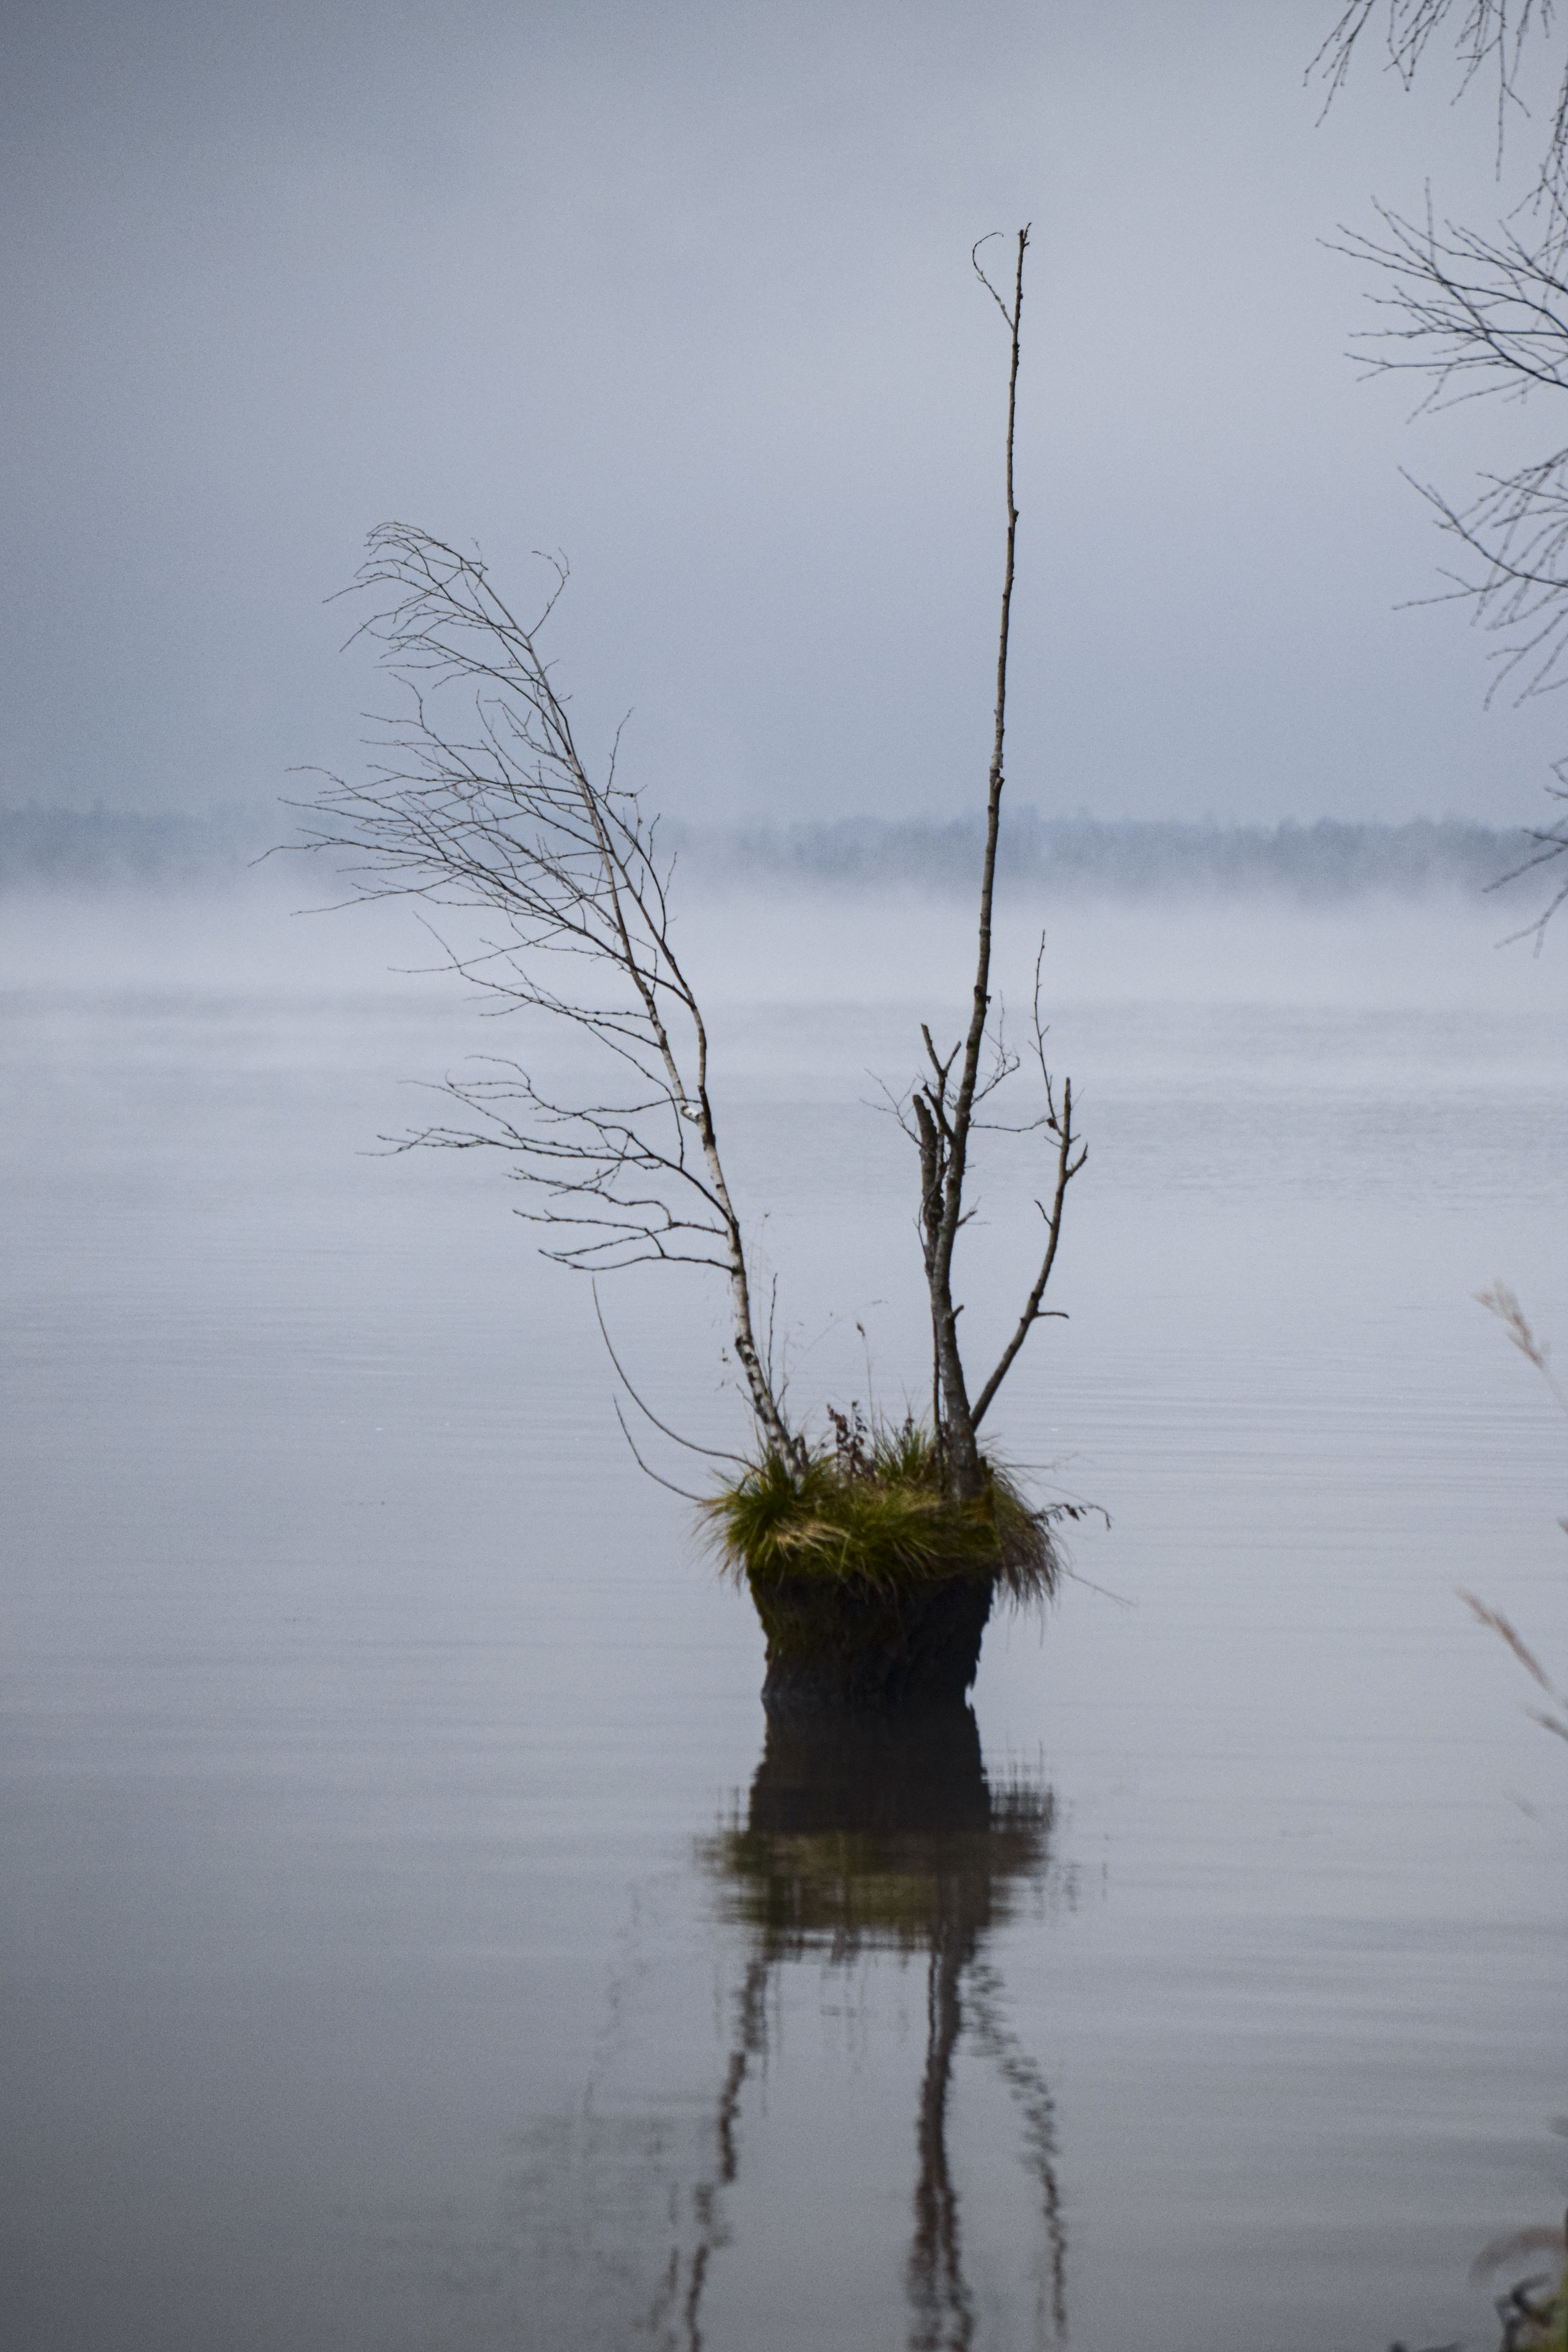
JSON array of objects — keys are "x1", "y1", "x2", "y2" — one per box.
[
  {"x1": 0, "y1": 802, "x2": 1534, "y2": 903},
  {"x1": 0, "y1": 804, "x2": 251, "y2": 887},
  {"x1": 665, "y1": 812, "x2": 1525, "y2": 902}
]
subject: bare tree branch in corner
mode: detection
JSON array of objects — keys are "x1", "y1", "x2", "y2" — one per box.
[
  {"x1": 1312, "y1": 1, "x2": 1568, "y2": 206},
  {"x1": 1335, "y1": 199, "x2": 1568, "y2": 936},
  {"x1": 1312, "y1": 5, "x2": 1568, "y2": 937},
  {"x1": 289, "y1": 524, "x2": 801, "y2": 1465}
]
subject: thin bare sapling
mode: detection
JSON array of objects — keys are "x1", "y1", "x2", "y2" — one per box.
[{"x1": 896, "y1": 226, "x2": 1086, "y2": 1509}]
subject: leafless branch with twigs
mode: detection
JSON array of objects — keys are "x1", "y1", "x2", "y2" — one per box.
[
  {"x1": 1319, "y1": 0, "x2": 1568, "y2": 942},
  {"x1": 1312, "y1": 1, "x2": 1568, "y2": 202},
  {"x1": 287, "y1": 524, "x2": 799, "y2": 1466},
  {"x1": 1334, "y1": 200, "x2": 1568, "y2": 938}
]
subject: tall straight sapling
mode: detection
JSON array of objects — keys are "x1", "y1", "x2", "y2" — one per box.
[
  {"x1": 906, "y1": 227, "x2": 1083, "y2": 1507},
  {"x1": 292, "y1": 229, "x2": 1086, "y2": 1707}
]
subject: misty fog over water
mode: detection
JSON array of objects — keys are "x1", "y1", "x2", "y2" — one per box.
[
  {"x1": 0, "y1": 804, "x2": 1540, "y2": 905},
  {"x1": 3, "y1": 860, "x2": 1564, "y2": 2350}
]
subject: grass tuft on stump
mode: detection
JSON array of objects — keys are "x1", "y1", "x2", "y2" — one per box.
[{"x1": 701, "y1": 1418, "x2": 1060, "y2": 1607}]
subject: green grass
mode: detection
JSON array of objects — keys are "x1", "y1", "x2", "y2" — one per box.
[
  {"x1": 701, "y1": 1420, "x2": 1060, "y2": 1606},
  {"x1": 1499, "y1": 2265, "x2": 1568, "y2": 2352}
]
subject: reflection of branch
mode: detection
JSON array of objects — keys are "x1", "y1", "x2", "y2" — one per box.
[
  {"x1": 966, "y1": 1960, "x2": 1068, "y2": 2343},
  {"x1": 907, "y1": 1919, "x2": 975, "y2": 2352},
  {"x1": 674, "y1": 1957, "x2": 769, "y2": 2352}
]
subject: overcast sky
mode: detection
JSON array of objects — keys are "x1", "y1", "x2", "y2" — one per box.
[{"x1": 5, "y1": 0, "x2": 1567, "y2": 830}]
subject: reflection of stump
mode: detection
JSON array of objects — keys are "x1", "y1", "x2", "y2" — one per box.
[
  {"x1": 746, "y1": 1700, "x2": 991, "y2": 1837},
  {"x1": 693, "y1": 1704, "x2": 1067, "y2": 2344},
  {"x1": 750, "y1": 1570, "x2": 995, "y2": 1715},
  {"x1": 704, "y1": 1700, "x2": 1051, "y2": 1962}
]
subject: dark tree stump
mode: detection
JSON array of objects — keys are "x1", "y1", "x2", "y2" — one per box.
[{"x1": 749, "y1": 1570, "x2": 995, "y2": 1716}]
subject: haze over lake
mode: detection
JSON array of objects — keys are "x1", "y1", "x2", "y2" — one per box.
[{"x1": 3, "y1": 851, "x2": 1564, "y2": 2350}]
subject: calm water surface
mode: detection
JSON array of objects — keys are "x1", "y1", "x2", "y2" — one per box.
[{"x1": 2, "y1": 895, "x2": 1566, "y2": 2350}]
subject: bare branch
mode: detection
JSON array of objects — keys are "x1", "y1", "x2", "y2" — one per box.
[
  {"x1": 593, "y1": 1283, "x2": 747, "y2": 1464},
  {"x1": 611, "y1": 1397, "x2": 707, "y2": 1503},
  {"x1": 1337, "y1": 201, "x2": 1568, "y2": 930},
  {"x1": 972, "y1": 1076, "x2": 1086, "y2": 1432},
  {"x1": 1311, "y1": 1, "x2": 1568, "y2": 201},
  {"x1": 1488, "y1": 763, "x2": 1568, "y2": 942},
  {"x1": 289, "y1": 524, "x2": 800, "y2": 1464}
]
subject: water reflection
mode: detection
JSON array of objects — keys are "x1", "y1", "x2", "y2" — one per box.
[{"x1": 687, "y1": 1704, "x2": 1067, "y2": 2350}]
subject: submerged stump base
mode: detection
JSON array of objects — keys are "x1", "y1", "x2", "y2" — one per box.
[{"x1": 750, "y1": 1570, "x2": 995, "y2": 1717}]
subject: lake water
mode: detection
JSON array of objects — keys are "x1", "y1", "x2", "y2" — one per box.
[{"x1": 2, "y1": 880, "x2": 1566, "y2": 2350}]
